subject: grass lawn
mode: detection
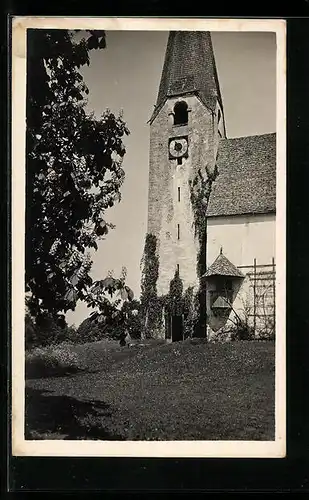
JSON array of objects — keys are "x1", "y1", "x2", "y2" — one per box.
[{"x1": 25, "y1": 339, "x2": 275, "y2": 441}]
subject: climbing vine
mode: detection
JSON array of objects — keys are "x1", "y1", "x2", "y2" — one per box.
[
  {"x1": 165, "y1": 268, "x2": 183, "y2": 316},
  {"x1": 140, "y1": 233, "x2": 160, "y2": 336},
  {"x1": 189, "y1": 155, "x2": 219, "y2": 337},
  {"x1": 182, "y1": 286, "x2": 199, "y2": 338},
  {"x1": 153, "y1": 271, "x2": 193, "y2": 339},
  {"x1": 141, "y1": 153, "x2": 219, "y2": 340}
]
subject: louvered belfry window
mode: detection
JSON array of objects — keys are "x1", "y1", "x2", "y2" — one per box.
[{"x1": 173, "y1": 101, "x2": 188, "y2": 126}]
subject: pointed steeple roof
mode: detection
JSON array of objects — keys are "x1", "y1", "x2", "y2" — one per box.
[
  {"x1": 151, "y1": 31, "x2": 223, "y2": 122},
  {"x1": 203, "y1": 249, "x2": 244, "y2": 279}
]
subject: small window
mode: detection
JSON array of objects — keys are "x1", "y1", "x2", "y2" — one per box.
[
  {"x1": 177, "y1": 224, "x2": 180, "y2": 240},
  {"x1": 177, "y1": 157, "x2": 182, "y2": 165},
  {"x1": 173, "y1": 101, "x2": 188, "y2": 126},
  {"x1": 218, "y1": 108, "x2": 221, "y2": 124},
  {"x1": 218, "y1": 278, "x2": 233, "y2": 303},
  {"x1": 178, "y1": 187, "x2": 181, "y2": 202}
]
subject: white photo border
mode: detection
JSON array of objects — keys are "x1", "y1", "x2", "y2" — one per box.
[{"x1": 11, "y1": 17, "x2": 286, "y2": 458}]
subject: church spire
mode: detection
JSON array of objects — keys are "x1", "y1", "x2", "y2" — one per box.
[{"x1": 153, "y1": 31, "x2": 224, "y2": 120}]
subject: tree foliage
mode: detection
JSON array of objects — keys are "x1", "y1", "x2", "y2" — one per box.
[
  {"x1": 85, "y1": 267, "x2": 141, "y2": 342},
  {"x1": 25, "y1": 29, "x2": 130, "y2": 322},
  {"x1": 77, "y1": 297, "x2": 141, "y2": 344},
  {"x1": 87, "y1": 267, "x2": 134, "y2": 320},
  {"x1": 25, "y1": 311, "x2": 77, "y2": 349}
]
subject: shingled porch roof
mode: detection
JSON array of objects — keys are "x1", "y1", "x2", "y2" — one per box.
[
  {"x1": 207, "y1": 133, "x2": 276, "y2": 217},
  {"x1": 203, "y1": 250, "x2": 244, "y2": 279}
]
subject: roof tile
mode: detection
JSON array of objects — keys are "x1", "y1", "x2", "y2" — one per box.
[
  {"x1": 151, "y1": 31, "x2": 223, "y2": 122},
  {"x1": 207, "y1": 133, "x2": 276, "y2": 217}
]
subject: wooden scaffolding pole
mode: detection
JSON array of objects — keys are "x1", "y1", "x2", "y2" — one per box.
[
  {"x1": 272, "y1": 256, "x2": 276, "y2": 330},
  {"x1": 253, "y1": 258, "x2": 257, "y2": 334}
]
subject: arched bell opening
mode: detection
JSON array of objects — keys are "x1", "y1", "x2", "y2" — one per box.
[{"x1": 173, "y1": 101, "x2": 188, "y2": 126}]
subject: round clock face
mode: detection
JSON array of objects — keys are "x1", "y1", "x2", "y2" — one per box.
[{"x1": 169, "y1": 138, "x2": 188, "y2": 158}]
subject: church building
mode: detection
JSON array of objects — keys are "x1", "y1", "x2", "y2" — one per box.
[{"x1": 146, "y1": 31, "x2": 276, "y2": 341}]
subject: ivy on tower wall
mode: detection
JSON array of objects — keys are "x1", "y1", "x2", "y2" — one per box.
[
  {"x1": 141, "y1": 145, "x2": 218, "y2": 340},
  {"x1": 189, "y1": 156, "x2": 219, "y2": 337},
  {"x1": 140, "y1": 233, "x2": 160, "y2": 336}
]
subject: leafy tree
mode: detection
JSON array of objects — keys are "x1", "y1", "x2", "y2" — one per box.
[
  {"x1": 76, "y1": 316, "x2": 100, "y2": 343},
  {"x1": 86, "y1": 267, "x2": 137, "y2": 342},
  {"x1": 77, "y1": 288, "x2": 140, "y2": 344},
  {"x1": 121, "y1": 299, "x2": 141, "y2": 339},
  {"x1": 25, "y1": 311, "x2": 68, "y2": 349},
  {"x1": 87, "y1": 267, "x2": 133, "y2": 313},
  {"x1": 25, "y1": 29, "x2": 130, "y2": 323},
  {"x1": 25, "y1": 313, "x2": 37, "y2": 349},
  {"x1": 66, "y1": 323, "x2": 78, "y2": 342}
]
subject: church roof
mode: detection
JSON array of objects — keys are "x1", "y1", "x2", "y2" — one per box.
[
  {"x1": 207, "y1": 132, "x2": 276, "y2": 217},
  {"x1": 151, "y1": 31, "x2": 223, "y2": 122},
  {"x1": 203, "y1": 251, "x2": 244, "y2": 278}
]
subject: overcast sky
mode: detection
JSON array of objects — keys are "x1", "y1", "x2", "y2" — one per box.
[{"x1": 66, "y1": 30, "x2": 276, "y2": 327}]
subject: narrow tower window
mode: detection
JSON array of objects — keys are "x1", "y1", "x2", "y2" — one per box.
[
  {"x1": 177, "y1": 224, "x2": 180, "y2": 240},
  {"x1": 178, "y1": 187, "x2": 181, "y2": 202},
  {"x1": 218, "y1": 108, "x2": 222, "y2": 138},
  {"x1": 173, "y1": 101, "x2": 188, "y2": 126}
]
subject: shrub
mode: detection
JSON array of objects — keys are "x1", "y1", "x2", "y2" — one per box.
[
  {"x1": 25, "y1": 314, "x2": 37, "y2": 350},
  {"x1": 222, "y1": 300, "x2": 255, "y2": 341},
  {"x1": 76, "y1": 316, "x2": 109, "y2": 343},
  {"x1": 25, "y1": 312, "x2": 72, "y2": 349},
  {"x1": 230, "y1": 317, "x2": 255, "y2": 341},
  {"x1": 26, "y1": 344, "x2": 83, "y2": 378}
]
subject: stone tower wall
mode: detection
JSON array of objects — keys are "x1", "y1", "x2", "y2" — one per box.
[{"x1": 147, "y1": 95, "x2": 221, "y2": 296}]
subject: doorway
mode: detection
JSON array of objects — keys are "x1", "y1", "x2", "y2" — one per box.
[{"x1": 171, "y1": 315, "x2": 184, "y2": 342}]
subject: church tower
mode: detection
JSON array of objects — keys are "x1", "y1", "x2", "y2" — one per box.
[{"x1": 147, "y1": 31, "x2": 226, "y2": 299}]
